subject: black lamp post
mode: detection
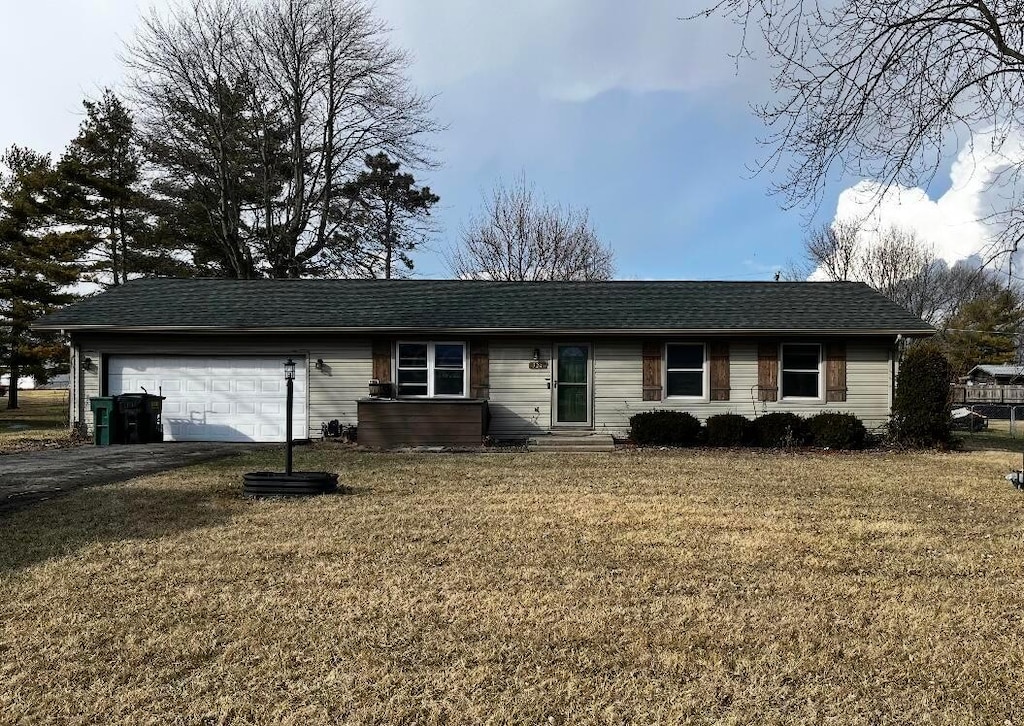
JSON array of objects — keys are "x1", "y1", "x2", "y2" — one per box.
[
  {"x1": 284, "y1": 357, "x2": 295, "y2": 475},
  {"x1": 241, "y1": 356, "x2": 338, "y2": 498}
]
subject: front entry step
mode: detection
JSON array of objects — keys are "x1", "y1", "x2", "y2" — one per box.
[{"x1": 527, "y1": 433, "x2": 615, "y2": 453}]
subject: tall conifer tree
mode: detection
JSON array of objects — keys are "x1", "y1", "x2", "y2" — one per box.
[
  {"x1": 0, "y1": 147, "x2": 88, "y2": 408},
  {"x1": 60, "y1": 89, "x2": 181, "y2": 285}
]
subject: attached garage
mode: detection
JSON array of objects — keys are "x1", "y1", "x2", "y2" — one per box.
[{"x1": 107, "y1": 355, "x2": 308, "y2": 443}]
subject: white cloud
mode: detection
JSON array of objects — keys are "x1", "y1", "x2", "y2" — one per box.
[{"x1": 819, "y1": 129, "x2": 1024, "y2": 277}]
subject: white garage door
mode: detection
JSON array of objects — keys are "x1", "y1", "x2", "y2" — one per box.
[{"x1": 107, "y1": 356, "x2": 308, "y2": 443}]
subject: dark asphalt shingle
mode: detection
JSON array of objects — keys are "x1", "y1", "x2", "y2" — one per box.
[{"x1": 35, "y1": 278, "x2": 936, "y2": 334}]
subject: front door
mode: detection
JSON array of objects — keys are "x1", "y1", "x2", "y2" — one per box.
[{"x1": 553, "y1": 343, "x2": 592, "y2": 427}]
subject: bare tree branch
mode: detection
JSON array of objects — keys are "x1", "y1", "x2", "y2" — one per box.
[
  {"x1": 696, "y1": 1, "x2": 1024, "y2": 258},
  {"x1": 124, "y1": 0, "x2": 438, "y2": 278},
  {"x1": 448, "y1": 176, "x2": 615, "y2": 281}
]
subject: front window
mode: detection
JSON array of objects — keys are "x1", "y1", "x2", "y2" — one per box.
[
  {"x1": 666, "y1": 343, "x2": 705, "y2": 398},
  {"x1": 781, "y1": 343, "x2": 821, "y2": 399},
  {"x1": 397, "y1": 342, "x2": 466, "y2": 397}
]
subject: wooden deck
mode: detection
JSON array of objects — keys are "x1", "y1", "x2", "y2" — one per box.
[{"x1": 357, "y1": 398, "x2": 489, "y2": 448}]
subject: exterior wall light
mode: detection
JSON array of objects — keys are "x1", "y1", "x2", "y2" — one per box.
[
  {"x1": 315, "y1": 358, "x2": 324, "y2": 370},
  {"x1": 532, "y1": 348, "x2": 541, "y2": 363},
  {"x1": 83, "y1": 357, "x2": 93, "y2": 369}
]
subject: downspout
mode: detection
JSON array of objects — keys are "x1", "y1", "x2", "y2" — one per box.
[
  {"x1": 67, "y1": 331, "x2": 78, "y2": 429},
  {"x1": 891, "y1": 334, "x2": 903, "y2": 412}
]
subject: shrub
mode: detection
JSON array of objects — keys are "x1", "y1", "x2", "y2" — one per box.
[
  {"x1": 890, "y1": 342, "x2": 952, "y2": 448},
  {"x1": 705, "y1": 413, "x2": 752, "y2": 447},
  {"x1": 749, "y1": 412, "x2": 809, "y2": 448},
  {"x1": 807, "y1": 412, "x2": 867, "y2": 450},
  {"x1": 629, "y1": 410, "x2": 703, "y2": 447}
]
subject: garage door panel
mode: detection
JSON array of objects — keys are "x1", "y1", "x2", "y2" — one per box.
[{"x1": 107, "y1": 356, "x2": 307, "y2": 443}]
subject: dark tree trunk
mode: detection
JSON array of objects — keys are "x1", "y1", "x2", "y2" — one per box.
[{"x1": 7, "y1": 356, "x2": 19, "y2": 410}]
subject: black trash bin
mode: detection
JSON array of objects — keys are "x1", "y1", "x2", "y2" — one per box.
[{"x1": 117, "y1": 393, "x2": 166, "y2": 444}]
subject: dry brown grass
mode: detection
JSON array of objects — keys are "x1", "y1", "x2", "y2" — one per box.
[
  {"x1": 2, "y1": 447, "x2": 1023, "y2": 724},
  {"x1": 0, "y1": 389, "x2": 74, "y2": 453}
]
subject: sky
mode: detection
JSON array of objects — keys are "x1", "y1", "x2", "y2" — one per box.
[{"x1": 0, "y1": 0, "x2": 1008, "y2": 281}]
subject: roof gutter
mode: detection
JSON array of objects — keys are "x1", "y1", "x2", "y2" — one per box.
[{"x1": 36, "y1": 324, "x2": 938, "y2": 336}]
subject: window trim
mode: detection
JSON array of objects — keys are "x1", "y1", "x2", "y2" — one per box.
[
  {"x1": 663, "y1": 342, "x2": 709, "y2": 401},
  {"x1": 779, "y1": 342, "x2": 824, "y2": 401},
  {"x1": 395, "y1": 341, "x2": 468, "y2": 399}
]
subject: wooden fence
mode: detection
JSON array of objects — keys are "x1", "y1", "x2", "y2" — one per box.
[{"x1": 950, "y1": 385, "x2": 1024, "y2": 405}]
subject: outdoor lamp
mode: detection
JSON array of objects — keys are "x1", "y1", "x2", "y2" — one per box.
[
  {"x1": 315, "y1": 358, "x2": 324, "y2": 370},
  {"x1": 284, "y1": 358, "x2": 296, "y2": 380},
  {"x1": 532, "y1": 348, "x2": 541, "y2": 362}
]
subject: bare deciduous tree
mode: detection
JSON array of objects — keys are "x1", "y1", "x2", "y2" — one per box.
[
  {"x1": 803, "y1": 220, "x2": 860, "y2": 282},
  {"x1": 695, "y1": 1, "x2": 1024, "y2": 260},
  {"x1": 448, "y1": 177, "x2": 614, "y2": 281},
  {"x1": 800, "y1": 221, "x2": 1015, "y2": 324},
  {"x1": 126, "y1": 0, "x2": 436, "y2": 278}
]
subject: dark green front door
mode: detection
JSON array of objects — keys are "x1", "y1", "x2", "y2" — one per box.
[{"x1": 555, "y1": 344, "x2": 590, "y2": 425}]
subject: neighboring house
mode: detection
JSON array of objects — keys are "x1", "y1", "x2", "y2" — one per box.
[
  {"x1": 0, "y1": 374, "x2": 37, "y2": 390},
  {"x1": 963, "y1": 364, "x2": 1024, "y2": 385},
  {"x1": 34, "y1": 278, "x2": 934, "y2": 444}
]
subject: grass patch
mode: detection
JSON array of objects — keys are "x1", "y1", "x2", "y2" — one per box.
[
  {"x1": 0, "y1": 389, "x2": 74, "y2": 453},
  {"x1": 958, "y1": 419, "x2": 1024, "y2": 454},
  {"x1": 0, "y1": 389, "x2": 67, "y2": 429},
  {"x1": 1, "y1": 447, "x2": 1023, "y2": 723}
]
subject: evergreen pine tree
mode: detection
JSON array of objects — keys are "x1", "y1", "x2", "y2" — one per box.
[
  {"x1": 333, "y1": 153, "x2": 439, "y2": 279},
  {"x1": 60, "y1": 89, "x2": 182, "y2": 285},
  {"x1": 0, "y1": 147, "x2": 89, "y2": 409}
]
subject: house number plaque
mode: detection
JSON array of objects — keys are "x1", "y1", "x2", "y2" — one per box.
[{"x1": 529, "y1": 361, "x2": 549, "y2": 370}]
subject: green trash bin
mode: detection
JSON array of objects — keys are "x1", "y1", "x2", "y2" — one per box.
[{"x1": 89, "y1": 396, "x2": 118, "y2": 446}]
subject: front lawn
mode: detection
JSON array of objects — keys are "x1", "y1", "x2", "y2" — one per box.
[{"x1": 1, "y1": 448, "x2": 1022, "y2": 723}]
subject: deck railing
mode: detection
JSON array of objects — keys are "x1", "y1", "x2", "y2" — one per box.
[{"x1": 950, "y1": 385, "x2": 1024, "y2": 404}]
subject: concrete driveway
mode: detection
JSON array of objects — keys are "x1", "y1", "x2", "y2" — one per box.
[{"x1": 0, "y1": 443, "x2": 253, "y2": 516}]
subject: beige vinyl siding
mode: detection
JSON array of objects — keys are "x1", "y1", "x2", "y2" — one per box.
[
  {"x1": 593, "y1": 339, "x2": 894, "y2": 434},
  {"x1": 71, "y1": 333, "x2": 371, "y2": 439},
  {"x1": 488, "y1": 339, "x2": 552, "y2": 436},
  {"x1": 306, "y1": 341, "x2": 372, "y2": 436},
  {"x1": 71, "y1": 332, "x2": 897, "y2": 440},
  {"x1": 79, "y1": 346, "x2": 101, "y2": 434}
]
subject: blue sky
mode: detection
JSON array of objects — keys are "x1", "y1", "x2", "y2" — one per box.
[{"x1": 0, "y1": 0, "x2": 982, "y2": 281}]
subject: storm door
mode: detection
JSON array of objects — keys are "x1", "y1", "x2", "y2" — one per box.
[{"x1": 553, "y1": 343, "x2": 592, "y2": 426}]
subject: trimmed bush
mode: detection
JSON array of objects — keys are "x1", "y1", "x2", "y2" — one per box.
[
  {"x1": 890, "y1": 342, "x2": 952, "y2": 448},
  {"x1": 705, "y1": 413, "x2": 752, "y2": 447},
  {"x1": 808, "y1": 412, "x2": 867, "y2": 450},
  {"x1": 629, "y1": 410, "x2": 702, "y2": 447},
  {"x1": 749, "y1": 412, "x2": 809, "y2": 448}
]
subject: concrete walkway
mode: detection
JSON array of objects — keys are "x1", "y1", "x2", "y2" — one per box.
[{"x1": 0, "y1": 443, "x2": 253, "y2": 516}]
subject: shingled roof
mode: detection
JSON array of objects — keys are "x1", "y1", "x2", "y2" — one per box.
[{"x1": 35, "y1": 278, "x2": 935, "y2": 335}]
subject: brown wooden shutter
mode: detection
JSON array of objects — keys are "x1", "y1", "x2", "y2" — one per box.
[
  {"x1": 372, "y1": 339, "x2": 392, "y2": 383},
  {"x1": 470, "y1": 340, "x2": 489, "y2": 399},
  {"x1": 709, "y1": 342, "x2": 730, "y2": 401},
  {"x1": 642, "y1": 342, "x2": 663, "y2": 401},
  {"x1": 825, "y1": 342, "x2": 848, "y2": 402},
  {"x1": 757, "y1": 342, "x2": 779, "y2": 402}
]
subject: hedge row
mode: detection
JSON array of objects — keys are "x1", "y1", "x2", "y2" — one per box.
[{"x1": 629, "y1": 411, "x2": 868, "y2": 450}]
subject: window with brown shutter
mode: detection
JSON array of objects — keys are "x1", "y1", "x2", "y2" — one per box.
[
  {"x1": 709, "y1": 342, "x2": 730, "y2": 401},
  {"x1": 470, "y1": 341, "x2": 490, "y2": 399},
  {"x1": 642, "y1": 342, "x2": 663, "y2": 401},
  {"x1": 825, "y1": 342, "x2": 848, "y2": 402},
  {"x1": 757, "y1": 342, "x2": 779, "y2": 402}
]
